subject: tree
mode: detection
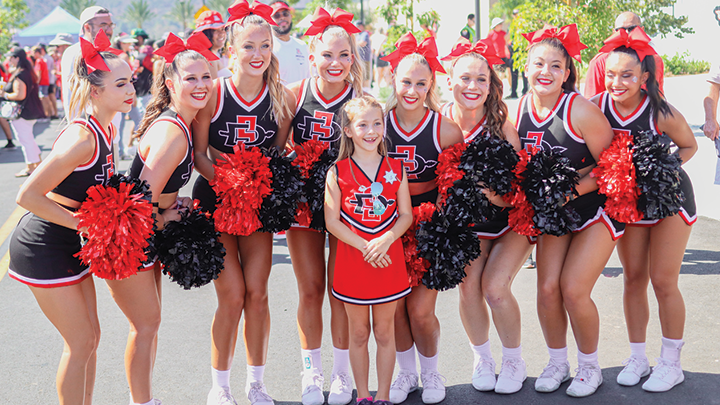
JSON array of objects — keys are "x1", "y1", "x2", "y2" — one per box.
[
  {"x1": 60, "y1": 0, "x2": 96, "y2": 19},
  {"x1": 168, "y1": 0, "x2": 195, "y2": 33},
  {"x1": 376, "y1": 0, "x2": 428, "y2": 52},
  {"x1": 125, "y1": 0, "x2": 156, "y2": 29},
  {"x1": 207, "y1": 0, "x2": 233, "y2": 19},
  {"x1": 0, "y1": 0, "x2": 29, "y2": 55}
]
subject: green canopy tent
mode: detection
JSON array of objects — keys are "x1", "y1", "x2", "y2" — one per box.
[{"x1": 13, "y1": 6, "x2": 80, "y2": 47}]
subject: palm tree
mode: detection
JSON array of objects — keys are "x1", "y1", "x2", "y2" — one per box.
[
  {"x1": 125, "y1": 0, "x2": 156, "y2": 29},
  {"x1": 60, "y1": 0, "x2": 96, "y2": 19},
  {"x1": 206, "y1": 0, "x2": 233, "y2": 19},
  {"x1": 168, "y1": 0, "x2": 195, "y2": 33}
]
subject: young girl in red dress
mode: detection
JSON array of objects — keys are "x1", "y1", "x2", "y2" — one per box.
[{"x1": 325, "y1": 95, "x2": 413, "y2": 405}]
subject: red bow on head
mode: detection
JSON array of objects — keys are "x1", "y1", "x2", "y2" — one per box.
[
  {"x1": 227, "y1": 0, "x2": 277, "y2": 26},
  {"x1": 303, "y1": 7, "x2": 361, "y2": 37},
  {"x1": 155, "y1": 32, "x2": 220, "y2": 63},
  {"x1": 599, "y1": 26, "x2": 656, "y2": 61},
  {"x1": 522, "y1": 23, "x2": 587, "y2": 62},
  {"x1": 80, "y1": 30, "x2": 122, "y2": 73},
  {"x1": 441, "y1": 38, "x2": 504, "y2": 65},
  {"x1": 381, "y1": 32, "x2": 446, "y2": 74}
]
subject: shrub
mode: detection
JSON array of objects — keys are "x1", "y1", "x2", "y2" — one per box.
[{"x1": 662, "y1": 51, "x2": 711, "y2": 76}]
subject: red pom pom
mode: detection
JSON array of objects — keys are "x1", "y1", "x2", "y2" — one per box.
[
  {"x1": 293, "y1": 140, "x2": 330, "y2": 178},
  {"x1": 295, "y1": 202, "x2": 312, "y2": 227},
  {"x1": 401, "y1": 203, "x2": 436, "y2": 287},
  {"x1": 504, "y1": 149, "x2": 540, "y2": 236},
  {"x1": 211, "y1": 144, "x2": 273, "y2": 236},
  {"x1": 75, "y1": 182, "x2": 154, "y2": 280},
  {"x1": 436, "y1": 143, "x2": 467, "y2": 205},
  {"x1": 592, "y1": 132, "x2": 642, "y2": 223}
]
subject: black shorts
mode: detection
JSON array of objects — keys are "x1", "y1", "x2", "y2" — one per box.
[
  {"x1": 8, "y1": 212, "x2": 90, "y2": 288},
  {"x1": 569, "y1": 190, "x2": 625, "y2": 240},
  {"x1": 629, "y1": 168, "x2": 697, "y2": 227},
  {"x1": 471, "y1": 208, "x2": 511, "y2": 240},
  {"x1": 192, "y1": 176, "x2": 217, "y2": 214},
  {"x1": 47, "y1": 83, "x2": 55, "y2": 94},
  {"x1": 411, "y1": 188, "x2": 439, "y2": 207}
]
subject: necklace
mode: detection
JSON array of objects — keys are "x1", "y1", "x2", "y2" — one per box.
[{"x1": 348, "y1": 155, "x2": 390, "y2": 216}]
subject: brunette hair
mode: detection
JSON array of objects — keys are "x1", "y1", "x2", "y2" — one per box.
[
  {"x1": 227, "y1": 14, "x2": 292, "y2": 124},
  {"x1": 133, "y1": 50, "x2": 210, "y2": 139},
  {"x1": 8, "y1": 48, "x2": 38, "y2": 85},
  {"x1": 337, "y1": 95, "x2": 386, "y2": 161},
  {"x1": 609, "y1": 46, "x2": 671, "y2": 122},
  {"x1": 308, "y1": 24, "x2": 364, "y2": 95},
  {"x1": 527, "y1": 38, "x2": 578, "y2": 93},
  {"x1": 385, "y1": 53, "x2": 441, "y2": 113},
  {"x1": 66, "y1": 51, "x2": 121, "y2": 122},
  {"x1": 447, "y1": 53, "x2": 508, "y2": 140}
]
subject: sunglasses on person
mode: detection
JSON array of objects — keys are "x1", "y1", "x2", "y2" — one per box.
[
  {"x1": 614, "y1": 25, "x2": 638, "y2": 32},
  {"x1": 273, "y1": 10, "x2": 291, "y2": 18}
]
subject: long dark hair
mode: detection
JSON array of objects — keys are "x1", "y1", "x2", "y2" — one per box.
[
  {"x1": 527, "y1": 38, "x2": 577, "y2": 93},
  {"x1": 8, "y1": 48, "x2": 38, "y2": 85},
  {"x1": 609, "y1": 46, "x2": 671, "y2": 122}
]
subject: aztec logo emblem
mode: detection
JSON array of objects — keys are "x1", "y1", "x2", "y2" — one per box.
[
  {"x1": 521, "y1": 131, "x2": 567, "y2": 154},
  {"x1": 219, "y1": 115, "x2": 275, "y2": 147},
  {"x1": 349, "y1": 193, "x2": 395, "y2": 222},
  {"x1": 296, "y1": 111, "x2": 342, "y2": 143},
  {"x1": 388, "y1": 145, "x2": 437, "y2": 180},
  {"x1": 96, "y1": 154, "x2": 114, "y2": 183}
]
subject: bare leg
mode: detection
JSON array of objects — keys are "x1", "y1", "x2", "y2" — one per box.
[
  {"x1": 373, "y1": 302, "x2": 399, "y2": 400},
  {"x1": 536, "y1": 234, "x2": 571, "y2": 349},
  {"x1": 211, "y1": 233, "x2": 245, "y2": 371},
  {"x1": 287, "y1": 229, "x2": 326, "y2": 351},
  {"x1": 617, "y1": 226, "x2": 651, "y2": 343},
  {"x1": 327, "y1": 236, "x2": 349, "y2": 350},
  {"x1": 345, "y1": 303, "x2": 371, "y2": 399},
  {"x1": 406, "y1": 285, "x2": 440, "y2": 358},
  {"x1": 458, "y1": 238, "x2": 493, "y2": 346}
]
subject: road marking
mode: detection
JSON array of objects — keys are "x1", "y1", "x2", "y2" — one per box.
[{"x1": 0, "y1": 205, "x2": 27, "y2": 282}]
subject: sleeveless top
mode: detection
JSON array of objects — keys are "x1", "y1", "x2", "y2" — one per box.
[
  {"x1": 441, "y1": 101, "x2": 487, "y2": 143},
  {"x1": 208, "y1": 78, "x2": 278, "y2": 152},
  {"x1": 336, "y1": 156, "x2": 403, "y2": 237},
  {"x1": 51, "y1": 116, "x2": 115, "y2": 202},
  {"x1": 386, "y1": 108, "x2": 442, "y2": 183},
  {"x1": 292, "y1": 78, "x2": 355, "y2": 149},
  {"x1": 516, "y1": 92, "x2": 594, "y2": 171},
  {"x1": 598, "y1": 91, "x2": 672, "y2": 147},
  {"x1": 128, "y1": 109, "x2": 194, "y2": 194}
]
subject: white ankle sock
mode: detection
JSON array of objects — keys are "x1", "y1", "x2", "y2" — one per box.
[
  {"x1": 502, "y1": 345, "x2": 522, "y2": 361},
  {"x1": 212, "y1": 367, "x2": 230, "y2": 390},
  {"x1": 548, "y1": 346, "x2": 568, "y2": 364},
  {"x1": 418, "y1": 351, "x2": 438, "y2": 374},
  {"x1": 577, "y1": 350, "x2": 599, "y2": 367},
  {"x1": 302, "y1": 348, "x2": 322, "y2": 373},
  {"x1": 629, "y1": 342, "x2": 646, "y2": 358},
  {"x1": 660, "y1": 337, "x2": 684, "y2": 362},
  {"x1": 246, "y1": 364, "x2": 265, "y2": 385},
  {"x1": 471, "y1": 340, "x2": 493, "y2": 369},
  {"x1": 332, "y1": 346, "x2": 350, "y2": 375},
  {"x1": 396, "y1": 345, "x2": 417, "y2": 374}
]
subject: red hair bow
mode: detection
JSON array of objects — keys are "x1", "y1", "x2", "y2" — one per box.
[
  {"x1": 441, "y1": 38, "x2": 504, "y2": 65},
  {"x1": 599, "y1": 26, "x2": 656, "y2": 61},
  {"x1": 227, "y1": 0, "x2": 277, "y2": 26},
  {"x1": 80, "y1": 30, "x2": 122, "y2": 73},
  {"x1": 155, "y1": 32, "x2": 220, "y2": 63},
  {"x1": 381, "y1": 32, "x2": 446, "y2": 74},
  {"x1": 522, "y1": 23, "x2": 587, "y2": 62},
  {"x1": 303, "y1": 7, "x2": 361, "y2": 37}
]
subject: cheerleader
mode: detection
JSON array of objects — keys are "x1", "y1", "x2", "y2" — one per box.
[
  {"x1": 590, "y1": 27, "x2": 697, "y2": 392},
  {"x1": 513, "y1": 25, "x2": 617, "y2": 397},
  {"x1": 191, "y1": 1, "x2": 295, "y2": 404},
  {"x1": 381, "y1": 32, "x2": 463, "y2": 404},
  {"x1": 7, "y1": 32, "x2": 133, "y2": 404},
  {"x1": 441, "y1": 39, "x2": 533, "y2": 394},
  {"x1": 285, "y1": 7, "x2": 362, "y2": 405},
  {"x1": 114, "y1": 33, "x2": 216, "y2": 405},
  {"x1": 325, "y1": 95, "x2": 413, "y2": 405}
]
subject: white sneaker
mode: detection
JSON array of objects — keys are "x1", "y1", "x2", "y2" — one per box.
[
  {"x1": 207, "y1": 386, "x2": 238, "y2": 405},
  {"x1": 535, "y1": 361, "x2": 571, "y2": 393},
  {"x1": 566, "y1": 364, "x2": 603, "y2": 397},
  {"x1": 328, "y1": 371, "x2": 353, "y2": 405},
  {"x1": 616, "y1": 355, "x2": 650, "y2": 386},
  {"x1": 495, "y1": 358, "x2": 527, "y2": 394},
  {"x1": 471, "y1": 358, "x2": 496, "y2": 391},
  {"x1": 420, "y1": 371, "x2": 446, "y2": 404},
  {"x1": 301, "y1": 369, "x2": 325, "y2": 405},
  {"x1": 389, "y1": 371, "x2": 419, "y2": 404},
  {"x1": 154, "y1": 400, "x2": 163, "y2": 405},
  {"x1": 642, "y1": 358, "x2": 684, "y2": 392},
  {"x1": 246, "y1": 382, "x2": 274, "y2": 405}
]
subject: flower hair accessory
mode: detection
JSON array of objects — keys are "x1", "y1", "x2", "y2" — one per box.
[
  {"x1": 227, "y1": 0, "x2": 277, "y2": 26},
  {"x1": 155, "y1": 32, "x2": 220, "y2": 63},
  {"x1": 599, "y1": 26, "x2": 657, "y2": 61},
  {"x1": 303, "y1": 7, "x2": 361, "y2": 37},
  {"x1": 80, "y1": 30, "x2": 122, "y2": 73},
  {"x1": 522, "y1": 23, "x2": 587, "y2": 62},
  {"x1": 441, "y1": 38, "x2": 504, "y2": 65},
  {"x1": 381, "y1": 32, "x2": 446, "y2": 74}
]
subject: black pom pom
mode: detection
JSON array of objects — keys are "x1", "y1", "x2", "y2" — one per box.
[
  {"x1": 258, "y1": 148, "x2": 304, "y2": 233},
  {"x1": 633, "y1": 130, "x2": 684, "y2": 220},
  {"x1": 156, "y1": 207, "x2": 226, "y2": 289},
  {"x1": 460, "y1": 133, "x2": 519, "y2": 196},
  {"x1": 304, "y1": 147, "x2": 339, "y2": 231}
]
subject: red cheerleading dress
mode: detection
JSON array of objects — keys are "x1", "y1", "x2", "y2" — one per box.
[{"x1": 332, "y1": 157, "x2": 411, "y2": 305}]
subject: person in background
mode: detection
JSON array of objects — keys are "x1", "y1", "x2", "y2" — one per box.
[
  {"x1": 460, "y1": 14, "x2": 476, "y2": 42},
  {"x1": 132, "y1": 28, "x2": 148, "y2": 48},
  {"x1": 49, "y1": 33, "x2": 73, "y2": 112},
  {"x1": 486, "y1": 18, "x2": 509, "y2": 70},
  {"x1": 583, "y1": 11, "x2": 664, "y2": 99},
  {"x1": 703, "y1": 62, "x2": 720, "y2": 185},
  {"x1": 113, "y1": 33, "x2": 138, "y2": 159},
  {"x1": 371, "y1": 27, "x2": 390, "y2": 88},
  {"x1": 355, "y1": 20, "x2": 372, "y2": 91},
  {"x1": 270, "y1": 1, "x2": 310, "y2": 84},
  {"x1": 39, "y1": 44, "x2": 59, "y2": 119},
  {"x1": 32, "y1": 45, "x2": 51, "y2": 120},
  {"x1": 194, "y1": 10, "x2": 231, "y2": 78},
  {"x1": 125, "y1": 44, "x2": 155, "y2": 159},
  {"x1": 507, "y1": 9, "x2": 528, "y2": 99},
  {"x1": 0, "y1": 62, "x2": 15, "y2": 148}
]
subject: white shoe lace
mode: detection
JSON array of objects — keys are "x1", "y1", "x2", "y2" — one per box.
[
  {"x1": 302, "y1": 371, "x2": 324, "y2": 393},
  {"x1": 539, "y1": 362, "x2": 566, "y2": 380},
  {"x1": 213, "y1": 388, "x2": 237, "y2": 405},
  {"x1": 247, "y1": 382, "x2": 273, "y2": 404},
  {"x1": 333, "y1": 371, "x2": 353, "y2": 393},
  {"x1": 651, "y1": 358, "x2": 677, "y2": 379},
  {"x1": 573, "y1": 364, "x2": 599, "y2": 384},
  {"x1": 421, "y1": 371, "x2": 446, "y2": 390},
  {"x1": 391, "y1": 372, "x2": 418, "y2": 391},
  {"x1": 499, "y1": 359, "x2": 521, "y2": 378},
  {"x1": 474, "y1": 358, "x2": 495, "y2": 376},
  {"x1": 621, "y1": 356, "x2": 647, "y2": 374}
]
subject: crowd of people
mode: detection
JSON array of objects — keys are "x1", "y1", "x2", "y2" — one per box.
[{"x1": 2, "y1": 2, "x2": 706, "y2": 405}]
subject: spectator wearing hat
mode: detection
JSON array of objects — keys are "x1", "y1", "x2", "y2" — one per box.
[
  {"x1": 131, "y1": 28, "x2": 149, "y2": 48},
  {"x1": 354, "y1": 20, "x2": 372, "y2": 90},
  {"x1": 269, "y1": 1, "x2": 310, "y2": 84},
  {"x1": 460, "y1": 14, "x2": 475, "y2": 42},
  {"x1": 194, "y1": 10, "x2": 231, "y2": 78},
  {"x1": 124, "y1": 44, "x2": 155, "y2": 159},
  {"x1": 486, "y1": 17, "x2": 509, "y2": 62},
  {"x1": 48, "y1": 33, "x2": 72, "y2": 106}
]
